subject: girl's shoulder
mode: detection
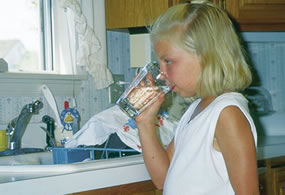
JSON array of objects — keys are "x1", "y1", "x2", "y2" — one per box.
[{"x1": 213, "y1": 92, "x2": 248, "y2": 110}]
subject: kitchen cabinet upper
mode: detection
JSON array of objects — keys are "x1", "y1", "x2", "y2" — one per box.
[
  {"x1": 224, "y1": 0, "x2": 285, "y2": 31},
  {"x1": 105, "y1": 0, "x2": 285, "y2": 31},
  {"x1": 105, "y1": 0, "x2": 187, "y2": 29}
]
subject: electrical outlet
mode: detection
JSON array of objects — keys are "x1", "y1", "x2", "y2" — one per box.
[{"x1": 109, "y1": 74, "x2": 125, "y2": 103}]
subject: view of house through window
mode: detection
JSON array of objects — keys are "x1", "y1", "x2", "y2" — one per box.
[{"x1": 0, "y1": 0, "x2": 52, "y2": 72}]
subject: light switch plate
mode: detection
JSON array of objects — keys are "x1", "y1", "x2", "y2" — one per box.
[{"x1": 109, "y1": 74, "x2": 125, "y2": 103}]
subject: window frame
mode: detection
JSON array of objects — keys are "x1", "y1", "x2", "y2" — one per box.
[
  {"x1": 41, "y1": 0, "x2": 54, "y2": 71},
  {"x1": 0, "y1": 72, "x2": 87, "y2": 96}
]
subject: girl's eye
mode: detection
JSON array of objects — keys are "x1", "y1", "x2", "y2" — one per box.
[{"x1": 165, "y1": 59, "x2": 172, "y2": 65}]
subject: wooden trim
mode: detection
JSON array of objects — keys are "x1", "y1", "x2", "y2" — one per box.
[
  {"x1": 239, "y1": 24, "x2": 285, "y2": 32},
  {"x1": 266, "y1": 159, "x2": 274, "y2": 195},
  {"x1": 73, "y1": 180, "x2": 162, "y2": 195}
]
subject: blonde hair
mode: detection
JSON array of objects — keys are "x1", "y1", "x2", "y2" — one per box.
[{"x1": 150, "y1": 1, "x2": 252, "y2": 98}]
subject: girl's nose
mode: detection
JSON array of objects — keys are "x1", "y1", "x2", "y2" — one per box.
[
  {"x1": 159, "y1": 64, "x2": 168, "y2": 80},
  {"x1": 160, "y1": 63, "x2": 167, "y2": 73}
]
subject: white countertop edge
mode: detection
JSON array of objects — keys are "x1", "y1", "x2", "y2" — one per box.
[
  {"x1": 0, "y1": 159, "x2": 151, "y2": 195},
  {"x1": 257, "y1": 143, "x2": 285, "y2": 160}
]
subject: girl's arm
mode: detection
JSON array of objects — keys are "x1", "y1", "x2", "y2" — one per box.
[
  {"x1": 215, "y1": 106, "x2": 260, "y2": 195},
  {"x1": 136, "y1": 93, "x2": 174, "y2": 189}
]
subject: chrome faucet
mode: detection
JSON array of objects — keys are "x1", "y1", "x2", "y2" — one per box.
[{"x1": 6, "y1": 100, "x2": 43, "y2": 151}]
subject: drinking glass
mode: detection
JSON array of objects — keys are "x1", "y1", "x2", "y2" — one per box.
[{"x1": 116, "y1": 62, "x2": 172, "y2": 118}]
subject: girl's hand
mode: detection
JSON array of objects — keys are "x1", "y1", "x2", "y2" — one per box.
[{"x1": 136, "y1": 92, "x2": 165, "y2": 126}]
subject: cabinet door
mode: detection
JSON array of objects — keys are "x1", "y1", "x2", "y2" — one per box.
[
  {"x1": 105, "y1": 0, "x2": 187, "y2": 29},
  {"x1": 105, "y1": 0, "x2": 168, "y2": 29},
  {"x1": 279, "y1": 181, "x2": 285, "y2": 195},
  {"x1": 272, "y1": 166, "x2": 285, "y2": 195},
  {"x1": 225, "y1": 0, "x2": 285, "y2": 31},
  {"x1": 259, "y1": 171, "x2": 267, "y2": 195}
]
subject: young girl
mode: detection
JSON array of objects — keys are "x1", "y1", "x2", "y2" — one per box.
[{"x1": 135, "y1": 1, "x2": 259, "y2": 194}]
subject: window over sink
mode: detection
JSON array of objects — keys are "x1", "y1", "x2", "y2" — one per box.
[
  {"x1": 0, "y1": 0, "x2": 54, "y2": 73},
  {"x1": 0, "y1": 0, "x2": 81, "y2": 75}
]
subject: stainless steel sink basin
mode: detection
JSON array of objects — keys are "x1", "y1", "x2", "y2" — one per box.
[{"x1": 0, "y1": 151, "x2": 53, "y2": 166}]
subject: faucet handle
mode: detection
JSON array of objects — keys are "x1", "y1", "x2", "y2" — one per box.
[
  {"x1": 6, "y1": 121, "x2": 16, "y2": 150},
  {"x1": 28, "y1": 100, "x2": 43, "y2": 113},
  {"x1": 6, "y1": 121, "x2": 15, "y2": 136}
]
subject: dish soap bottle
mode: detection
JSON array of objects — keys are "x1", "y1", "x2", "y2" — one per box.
[{"x1": 59, "y1": 101, "x2": 80, "y2": 144}]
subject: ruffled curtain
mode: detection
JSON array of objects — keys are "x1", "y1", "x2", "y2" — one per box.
[{"x1": 59, "y1": 0, "x2": 113, "y2": 89}]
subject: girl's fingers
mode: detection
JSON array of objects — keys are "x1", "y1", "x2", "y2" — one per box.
[{"x1": 146, "y1": 73, "x2": 155, "y2": 86}]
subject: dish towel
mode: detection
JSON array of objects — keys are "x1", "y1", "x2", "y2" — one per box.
[{"x1": 64, "y1": 105, "x2": 178, "y2": 152}]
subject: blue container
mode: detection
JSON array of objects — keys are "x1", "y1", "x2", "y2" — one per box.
[
  {"x1": 52, "y1": 147, "x2": 93, "y2": 164},
  {"x1": 51, "y1": 147, "x2": 138, "y2": 164}
]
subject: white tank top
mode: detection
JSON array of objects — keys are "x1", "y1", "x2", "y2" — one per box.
[{"x1": 163, "y1": 92, "x2": 257, "y2": 195}]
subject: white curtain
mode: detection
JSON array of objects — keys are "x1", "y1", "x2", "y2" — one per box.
[{"x1": 58, "y1": 0, "x2": 113, "y2": 89}]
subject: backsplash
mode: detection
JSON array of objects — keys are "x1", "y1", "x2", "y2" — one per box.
[{"x1": 244, "y1": 32, "x2": 285, "y2": 112}]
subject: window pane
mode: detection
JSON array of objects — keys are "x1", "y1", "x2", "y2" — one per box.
[{"x1": 0, "y1": 0, "x2": 43, "y2": 72}]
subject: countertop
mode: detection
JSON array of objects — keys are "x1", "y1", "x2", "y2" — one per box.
[
  {"x1": 0, "y1": 136, "x2": 285, "y2": 195},
  {"x1": 0, "y1": 154, "x2": 150, "y2": 195},
  {"x1": 257, "y1": 136, "x2": 285, "y2": 160}
]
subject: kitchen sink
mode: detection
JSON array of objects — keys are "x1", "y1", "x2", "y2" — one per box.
[
  {"x1": 0, "y1": 146, "x2": 141, "y2": 183},
  {"x1": 0, "y1": 151, "x2": 53, "y2": 166},
  {"x1": 0, "y1": 133, "x2": 141, "y2": 183},
  {"x1": 0, "y1": 151, "x2": 70, "y2": 182}
]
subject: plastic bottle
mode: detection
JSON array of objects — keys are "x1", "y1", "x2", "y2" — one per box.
[{"x1": 59, "y1": 101, "x2": 80, "y2": 145}]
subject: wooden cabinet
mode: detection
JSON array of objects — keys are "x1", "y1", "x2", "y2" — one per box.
[
  {"x1": 271, "y1": 166, "x2": 285, "y2": 195},
  {"x1": 279, "y1": 181, "x2": 285, "y2": 195},
  {"x1": 73, "y1": 180, "x2": 162, "y2": 195},
  {"x1": 259, "y1": 170, "x2": 267, "y2": 195},
  {"x1": 105, "y1": 0, "x2": 285, "y2": 31},
  {"x1": 223, "y1": 0, "x2": 285, "y2": 31},
  {"x1": 105, "y1": 0, "x2": 187, "y2": 29},
  {"x1": 259, "y1": 156, "x2": 285, "y2": 195}
]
